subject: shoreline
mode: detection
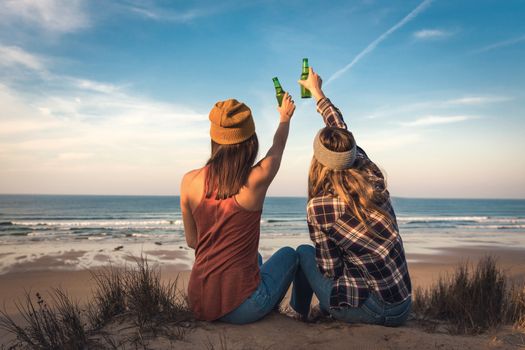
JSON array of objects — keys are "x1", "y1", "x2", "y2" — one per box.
[
  {"x1": 2, "y1": 244, "x2": 525, "y2": 314},
  {"x1": 2, "y1": 233, "x2": 525, "y2": 275}
]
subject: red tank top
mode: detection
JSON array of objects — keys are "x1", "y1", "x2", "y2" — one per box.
[{"x1": 187, "y1": 173, "x2": 262, "y2": 321}]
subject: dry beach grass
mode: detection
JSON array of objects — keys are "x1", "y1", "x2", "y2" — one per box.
[
  {"x1": 0, "y1": 255, "x2": 193, "y2": 349},
  {"x1": 413, "y1": 256, "x2": 525, "y2": 334}
]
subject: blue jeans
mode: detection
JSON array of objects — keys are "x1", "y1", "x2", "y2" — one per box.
[
  {"x1": 291, "y1": 244, "x2": 411, "y2": 326},
  {"x1": 219, "y1": 247, "x2": 298, "y2": 324}
]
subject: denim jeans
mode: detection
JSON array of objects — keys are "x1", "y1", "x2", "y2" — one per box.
[
  {"x1": 291, "y1": 244, "x2": 411, "y2": 327},
  {"x1": 219, "y1": 246, "x2": 299, "y2": 324}
]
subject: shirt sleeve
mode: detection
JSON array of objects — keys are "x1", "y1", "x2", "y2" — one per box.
[
  {"x1": 316, "y1": 97, "x2": 348, "y2": 129},
  {"x1": 316, "y1": 97, "x2": 379, "y2": 167}
]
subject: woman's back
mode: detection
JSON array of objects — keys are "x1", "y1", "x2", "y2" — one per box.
[
  {"x1": 181, "y1": 96, "x2": 297, "y2": 323},
  {"x1": 187, "y1": 167, "x2": 262, "y2": 321}
]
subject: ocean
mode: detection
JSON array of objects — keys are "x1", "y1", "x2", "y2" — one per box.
[{"x1": 1, "y1": 195, "x2": 524, "y2": 252}]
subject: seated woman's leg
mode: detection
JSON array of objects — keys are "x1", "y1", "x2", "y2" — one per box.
[
  {"x1": 219, "y1": 247, "x2": 298, "y2": 324},
  {"x1": 290, "y1": 245, "x2": 333, "y2": 317},
  {"x1": 291, "y1": 244, "x2": 387, "y2": 325}
]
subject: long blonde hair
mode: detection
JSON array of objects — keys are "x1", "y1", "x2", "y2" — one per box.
[{"x1": 308, "y1": 127, "x2": 393, "y2": 233}]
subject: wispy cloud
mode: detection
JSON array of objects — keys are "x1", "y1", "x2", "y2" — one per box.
[
  {"x1": 365, "y1": 95, "x2": 510, "y2": 120},
  {"x1": 413, "y1": 29, "x2": 452, "y2": 40},
  {"x1": 0, "y1": 45, "x2": 46, "y2": 71},
  {"x1": 121, "y1": 1, "x2": 230, "y2": 23},
  {"x1": 0, "y1": 0, "x2": 89, "y2": 34},
  {"x1": 326, "y1": 0, "x2": 433, "y2": 85},
  {"x1": 0, "y1": 45, "x2": 210, "y2": 194},
  {"x1": 128, "y1": 6, "x2": 205, "y2": 23},
  {"x1": 401, "y1": 115, "x2": 476, "y2": 127},
  {"x1": 68, "y1": 78, "x2": 123, "y2": 95},
  {"x1": 445, "y1": 96, "x2": 511, "y2": 105},
  {"x1": 359, "y1": 132, "x2": 422, "y2": 152},
  {"x1": 474, "y1": 34, "x2": 525, "y2": 54}
]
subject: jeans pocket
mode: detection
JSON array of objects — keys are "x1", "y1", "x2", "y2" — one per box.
[
  {"x1": 361, "y1": 304, "x2": 381, "y2": 322},
  {"x1": 384, "y1": 300, "x2": 411, "y2": 327}
]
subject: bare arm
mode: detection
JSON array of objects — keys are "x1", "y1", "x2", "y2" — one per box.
[
  {"x1": 180, "y1": 174, "x2": 197, "y2": 249},
  {"x1": 250, "y1": 92, "x2": 296, "y2": 188}
]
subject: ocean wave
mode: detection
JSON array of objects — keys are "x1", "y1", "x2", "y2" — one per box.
[
  {"x1": 27, "y1": 231, "x2": 54, "y2": 237},
  {"x1": 11, "y1": 219, "x2": 183, "y2": 228},
  {"x1": 87, "y1": 236, "x2": 109, "y2": 240},
  {"x1": 6, "y1": 215, "x2": 172, "y2": 220},
  {"x1": 264, "y1": 219, "x2": 306, "y2": 223},
  {"x1": 129, "y1": 233, "x2": 150, "y2": 238},
  {"x1": 462, "y1": 225, "x2": 525, "y2": 230},
  {"x1": 7, "y1": 231, "x2": 31, "y2": 236},
  {"x1": 69, "y1": 227, "x2": 116, "y2": 232},
  {"x1": 0, "y1": 224, "x2": 32, "y2": 236},
  {"x1": 403, "y1": 220, "x2": 478, "y2": 226},
  {"x1": 397, "y1": 216, "x2": 489, "y2": 223}
]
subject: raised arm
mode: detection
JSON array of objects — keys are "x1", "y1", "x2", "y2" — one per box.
[
  {"x1": 249, "y1": 92, "x2": 296, "y2": 188},
  {"x1": 298, "y1": 67, "x2": 347, "y2": 129},
  {"x1": 297, "y1": 66, "x2": 380, "y2": 166},
  {"x1": 236, "y1": 92, "x2": 296, "y2": 211}
]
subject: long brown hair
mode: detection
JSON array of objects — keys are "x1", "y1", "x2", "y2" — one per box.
[
  {"x1": 205, "y1": 134, "x2": 259, "y2": 200},
  {"x1": 308, "y1": 127, "x2": 392, "y2": 232}
]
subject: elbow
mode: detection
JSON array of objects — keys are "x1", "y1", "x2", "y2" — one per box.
[{"x1": 186, "y1": 239, "x2": 196, "y2": 250}]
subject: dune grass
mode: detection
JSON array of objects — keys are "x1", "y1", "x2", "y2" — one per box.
[
  {"x1": 124, "y1": 255, "x2": 190, "y2": 331},
  {"x1": 0, "y1": 254, "x2": 192, "y2": 350},
  {"x1": 506, "y1": 283, "x2": 525, "y2": 330},
  {"x1": 87, "y1": 264, "x2": 126, "y2": 331},
  {"x1": 0, "y1": 289, "x2": 86, "y2": 350},
  {"x1": 413, "y1": 256, "x2": 525, "y2": 334}
]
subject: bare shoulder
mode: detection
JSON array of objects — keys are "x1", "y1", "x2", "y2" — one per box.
[
  {"x1": 180, "y1": 167, "x2": 206, "y2": 203},
  {"x1": 181, "y1": 168, "x2": 203, "y2": 186}
]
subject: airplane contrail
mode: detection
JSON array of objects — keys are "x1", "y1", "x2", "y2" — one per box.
[{"x1": 326, "y1": 0, "x2": 433, "y2": 85}]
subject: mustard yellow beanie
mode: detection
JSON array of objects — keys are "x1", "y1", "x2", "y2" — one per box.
[{"x1": 209, "y1": 99, "x2": 255, "y2": 145}]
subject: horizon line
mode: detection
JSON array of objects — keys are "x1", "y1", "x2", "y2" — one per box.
[{"x1": 0, "y1": 193, "x2": 524, "y2": 201}]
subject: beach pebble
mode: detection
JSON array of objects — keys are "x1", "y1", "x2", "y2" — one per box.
[{"x1": 114, "y1": 245, "x2": 124, "y2": 251}]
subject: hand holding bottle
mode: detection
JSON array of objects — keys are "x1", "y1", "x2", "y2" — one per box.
[
  {"x1": 297, "y1": 67, "x2": 326, "y2": 102},
  {"x1": 277, "y1": 92, "x2": 296, "y2": 123}
]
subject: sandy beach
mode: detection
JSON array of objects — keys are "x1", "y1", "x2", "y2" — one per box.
[{"x1": 1, "y1": 241, "x2": 524, "y2": 349}]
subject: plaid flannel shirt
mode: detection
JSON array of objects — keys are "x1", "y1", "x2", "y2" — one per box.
[{"x1": 308, "y1": 97, "x2": 412, "y2": 308}]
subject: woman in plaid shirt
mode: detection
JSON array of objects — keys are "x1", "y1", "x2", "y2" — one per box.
[{"x1": 290, "y1": 67, "x2": 412, "y2": 326}]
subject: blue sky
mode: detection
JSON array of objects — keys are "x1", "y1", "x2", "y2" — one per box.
[{"x1": 0, "y1": 0, "x2": 524, "y2": 198}]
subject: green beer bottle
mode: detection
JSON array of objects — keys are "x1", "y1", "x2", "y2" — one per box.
[
  {"x1": 272, "y1": 77, "x2": 285, "y2": 107},
  {"x1": 300, "y1": 58, "x2": 312, "y2": 98}
]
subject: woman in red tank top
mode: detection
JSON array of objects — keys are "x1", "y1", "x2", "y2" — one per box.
[{"x1": 180, "y1": 95, "x2": 298, "y2": 323}]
